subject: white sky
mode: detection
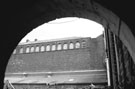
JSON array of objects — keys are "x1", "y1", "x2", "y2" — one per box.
[{"x1": 20, "y1": 17, "x2": 104, "y2": 43}]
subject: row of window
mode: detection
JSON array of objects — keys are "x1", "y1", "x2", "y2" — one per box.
[{"x1": 13, "y1": 41, "x2": 86, "y2": 54}]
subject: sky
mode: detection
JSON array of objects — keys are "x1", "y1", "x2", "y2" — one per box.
[{"x1": 20, "y1": 17, "x2": 104, "y2": 43}]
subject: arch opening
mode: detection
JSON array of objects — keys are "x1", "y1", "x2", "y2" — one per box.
[
  {"x1": 3, "y1": 0, "x2": 135, "y2": 88},
  {"x1": 5, "y1": 17, "x2": 106, "y2": 73}
]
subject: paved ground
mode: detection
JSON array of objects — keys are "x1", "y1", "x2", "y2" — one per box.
[{"x1": 5, "y1": 70, "x2": 107, "y2": 84}]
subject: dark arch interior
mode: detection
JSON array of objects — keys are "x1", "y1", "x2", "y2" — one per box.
[{"x1": 1, "y1": 0, "x2": 135, "y2": 87}]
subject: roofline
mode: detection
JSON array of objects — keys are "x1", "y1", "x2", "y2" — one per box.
[{"x1": 18, "y1": 37, "x2": 91, "y2": 45}]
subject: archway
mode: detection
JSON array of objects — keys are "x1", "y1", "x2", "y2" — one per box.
[
  {"x1": 16, "y1": 0, "x2": 135, "y2": 63},
  {"x1": 2, "y1": 0, "x2": 135, "y2": 88}
]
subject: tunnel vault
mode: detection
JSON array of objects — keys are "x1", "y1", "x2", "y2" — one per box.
[
  {"x1": 17, "y1": 0, "x2": 135, "y2": 63},
  {"x1": 2, "y1": 0, "x2": 135, "y2": 88}
]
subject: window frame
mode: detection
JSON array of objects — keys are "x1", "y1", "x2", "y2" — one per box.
[
  {"x1": 81, "y1": 40, "x2": 87, "y2": 48},
  {"x1": 75, "y1": 41, "x2": 81, "y2": 49},
  {"x1": 19, "y1": 47, "x2": 24, "y2": 53},
  {"x1": 57, "y1": 43, "x2": 62, "y2": 50},
  {"x1": 63, "y1": 43, "x2": 68, "y2": 50},
  {"x1": 35, "y1": 45, "x2": 40, "y2": 52},
  {"x1": 30, "y1": 46, "x2": 35, "y2": 53},
  {"x1": 52, "y1": 44, "x2": 56, "y2": 51},
  {"x1": 46, "y1": 44, "x2": 51, "y2": 51},
  {"x1": 41, "y1": 45, "x2": 45, "y2": 52},
  {"x1": 69, "y1": 42, "x2": 74, "y2": 49},
  {"x1": 26, "y1": 46, "x2": 30, "y2": 53}
]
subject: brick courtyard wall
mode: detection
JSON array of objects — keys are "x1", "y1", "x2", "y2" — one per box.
[{"x1": 6, "y1": 35, "x2": 106, "y2": 73}]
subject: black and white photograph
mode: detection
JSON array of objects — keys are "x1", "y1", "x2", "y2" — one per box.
[{"x1": 1, "y1": 0, "x2": 135, "y2": 89}]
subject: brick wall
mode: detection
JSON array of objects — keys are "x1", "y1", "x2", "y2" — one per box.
[{"x1": 6, "y1": 35, "x2": 106, "y2": 73}]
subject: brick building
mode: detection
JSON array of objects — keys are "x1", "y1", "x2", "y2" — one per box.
[{"x1": 6, "y1": 34, "x2": 105, "y2": 73}]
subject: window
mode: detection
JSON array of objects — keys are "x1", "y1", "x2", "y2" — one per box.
[
  {"x1": 69, "y1": 42, "x2": 74, "y2": 49},
  {"x1": 46, "y1": 45, "x2": 50, "y2": 51},
  {"x1": 35, "y1": 46, "x2": 40, "y2": 52},
  {"x1": 52, "y1": 44, "x2": 56, "y2": 51},
  {"x1": 81, "y1": 41, "x2": 86, "y2": 48},
  {"x1": 30, "y1": 46, "x2": 34, "y2": 52},
  {"x1": 13, "y1": 49, "x2": 16, "y2": 54},
  {"x1": 75, "y1": 42, "x2": 80, "y2": 48},
  {"x1": 41, "y1": 45, "x2": 45, "y2": 52},
  {"x1": 63, "y1": 43, "x2": 68, "y2": 50},
  {"x1": 26, "y1": 47, "x2": 30, "y2": 53},
  {"x1": 57, "y1": 43, "x2": 62, "y2": 50},
  {"x1": 19, "y1": 47, "x2": 23, "y2": 53}
]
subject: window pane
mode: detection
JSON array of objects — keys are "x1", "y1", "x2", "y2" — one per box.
[
  {"x1": 30, "y1": 46, "x2": 34, "y2": 52},
  {"x1": 57, "y1": 44, "x2": 62, "y2": 50},
  {"x1": 81, "y1": 41, "x2": 86, "y2": 48},
  {"x1": 69, "y1": 43, "x2": 74, "y2": 49},
  {"x1": 63, "y1": 43, "x2": 68, "y2": 50},
  {"x1": 75, "y1": 42, "x2": 80, "y2": 48},
  {"x1": 19, "y1": 47, "x2": 23, "y2": 53},
  {"x1": 35, "y1": 46, "x2": 39, "y2": 52},
  {"x1": 52, "y1": 45, "x2": 56, "y2": 51},
  {"x1": 41, "y1": 45, "x2": 45, "y2": 52},
  {"x1": 26, "y1": 47, "x2": 30, "y2": 53},
  {"x1": 46, "y1": 45, "x2": 50, "y2": 51}
]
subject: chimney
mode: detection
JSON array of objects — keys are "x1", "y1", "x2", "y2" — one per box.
[
  {"x1": 26, "y1": 39, "x2": 29, "y2": 42},
  {"x1": 35, "y1": 39, "x2": 38, "y2": 41}
]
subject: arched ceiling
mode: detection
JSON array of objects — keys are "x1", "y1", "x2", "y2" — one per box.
[{"x1": 1, "y1": 0, "x2": 135, "y2": 86}]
